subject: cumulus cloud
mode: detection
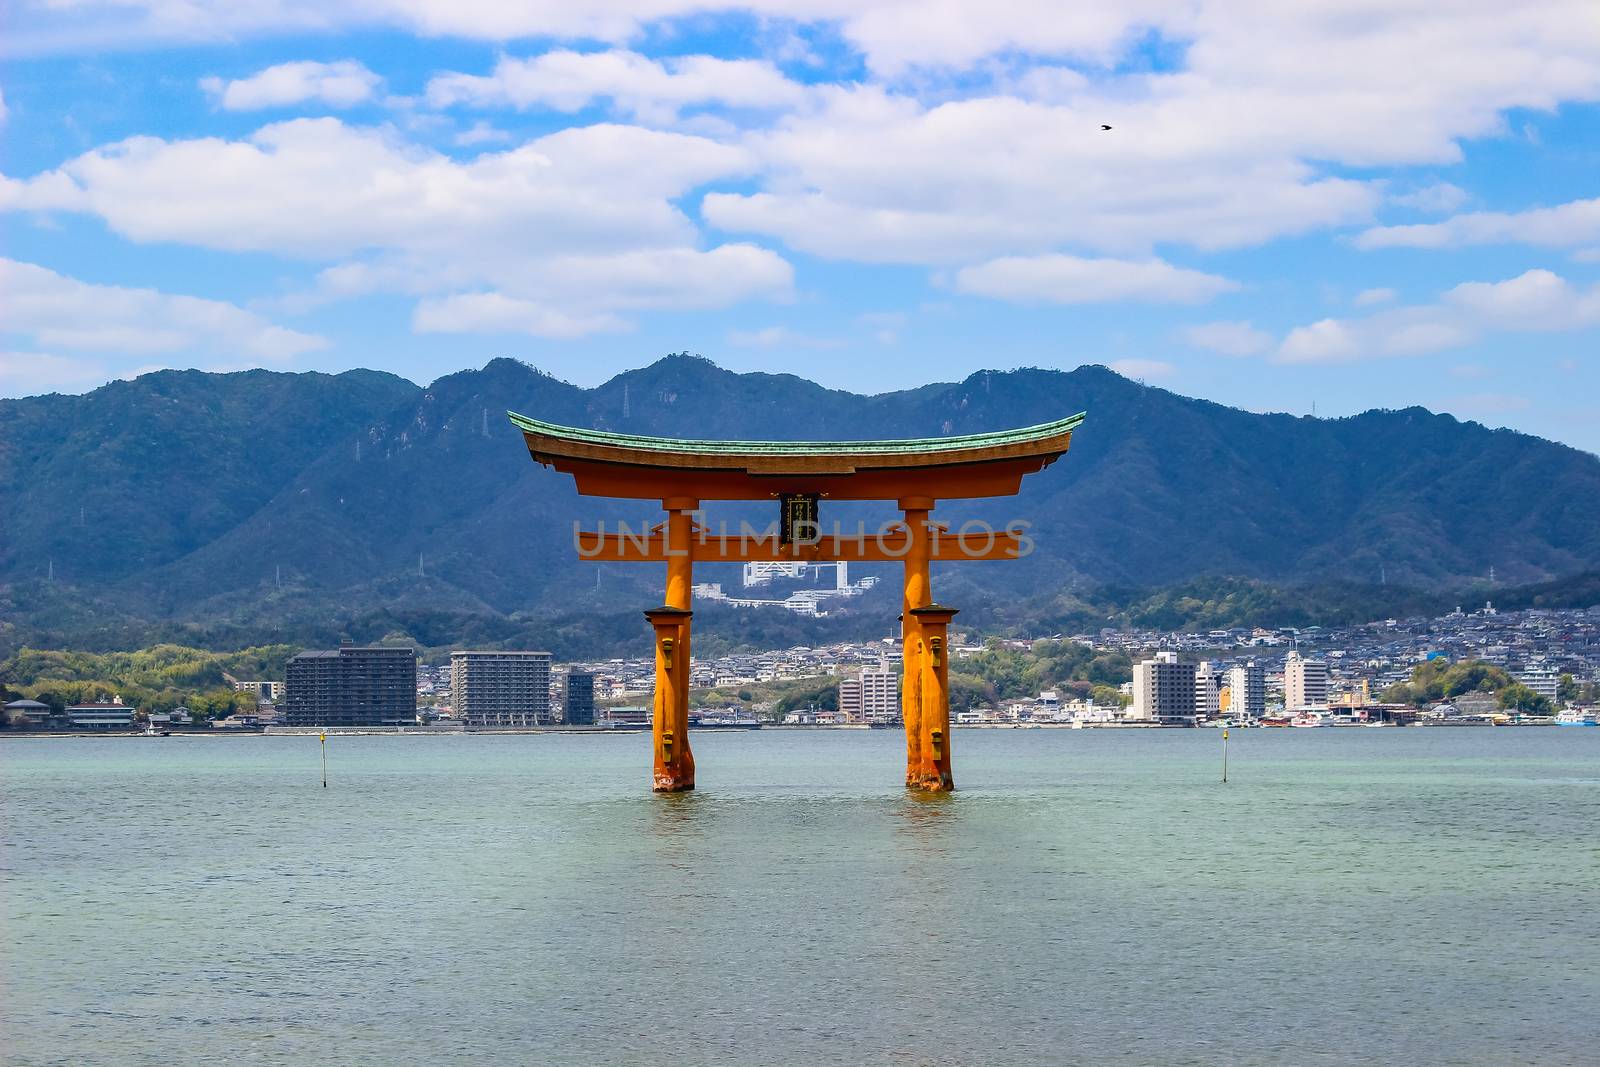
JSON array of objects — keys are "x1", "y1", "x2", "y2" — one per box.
[
  {"x1": 1389, "y1": 182, "x2": 1470, "y2": 214},
  {"x1": 0, "y1": 351, "x2": 112, "y2": 396},
  {"x1": 1353, "y1": 287, "x2": 1397, "y2": 307},
  {"x1": 1182, "y1": 320, "x2": 1272, "y2": 356},
  {"x1": 1107, "y1": 358, "x2": 1176, "y2": 380},
  {"x1": 1357, "y1": 196, "x2": 1600, "y2": 250},
  {"x1": 0, "y1": 118, "x2": 792, "y2": 336},
  {"x1": 427, "y1": 50, "x2": 804, "y2": 123},
  {"x1": 726, "y1": 325, "x2": 843, "y2": 349},
  {"x1": 1, "y1": 257, "x2": 326, "y2": 361},
  {"x1": 200, "y1": 60, "x2": 382, "y2": 110},
  {"x1": 953, "y1": 254, "x2": 1235, "y2": 305},
  {"x1": 1277, "y1": 269, "x2": 1600, "y2": 364}
]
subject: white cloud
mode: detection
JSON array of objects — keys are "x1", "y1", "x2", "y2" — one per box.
[
  {"x1": 1277, "y1": 269, "x2": 1600, "y2": 364},
  {"x1": 412, "y1": 294, "x2": 628, "y2": 339},
  {"x1": 1107, "y1": 358, "x2": 1176, "y2": 380},
  {"x1": 705, "y1": 86, "x2": 1380, "y2": 264},
  {"x1": 453, "y1": 121, "x2": 511, "y2": 146},
  {"x1": 0, "y1": 351, "x2": 111, "y2": 396},
  {"x1": 0, "y1": 257, "x2": 326, "y2": 361},
  {"x1": 1443, "y1": 269, "x2": 1600, "y2": 329},
  {"x1": 1389, "y1": 182, "x2": 1469, "y2": 214},
  {"x1": 200, "y1": 60, "x2": 382, "y2": 111},
  {"x1": 0, "y1": 87, "x2": 8, "y2": 125},
  {"x1": 1357, "y1": 196, "x2": 1600, "y2": 250},
  {"x1": 1182, "y1": 320, "x2": 1271, "y2": 356},
  {"x1": 427, "y1": 50, "x2": 804, "y2": 123},
  {"x1": 953, "y1": 254, "x2": 1235, "y2": 305},
  {"x1": 726, "y1": 325, "x2": 843, "y2": 349},
  {"x1": 1353, "y1": 287, "x2": 1397, "y2": 307},
  {"x1": 0, "y1": 118, "x2": 791, "y2": 336}
]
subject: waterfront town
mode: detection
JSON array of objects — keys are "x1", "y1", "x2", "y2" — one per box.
[{"x1": 6, "y1": 601, "x2": 1598, "y2": 733}]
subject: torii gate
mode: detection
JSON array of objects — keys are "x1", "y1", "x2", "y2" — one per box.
[{"x1": 510, "y1": 411, "x2": 1084, "y2": 793}]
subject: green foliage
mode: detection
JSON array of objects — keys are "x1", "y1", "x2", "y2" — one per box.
[
  {"x1": 1387, "y1": 657, "x2": 1553, "y2": 715},
  {"x1": 1558, "y1": 674, "x2": 1579, "y2": 703},
  {"x1": 772, "y1": 678, "x2": 839, "y2": 714},
  {"x1": 953, "y1": 639, "x2": 1132, "y2": 704},
  {"x1": 0, "y1": 644, "x2": 295, "y2": 714},
  {"x1": 1496, "y1": 683, "x2": 1553, "y2": 716}
]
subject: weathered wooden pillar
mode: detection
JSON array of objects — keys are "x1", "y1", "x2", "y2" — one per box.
[
  {"x1": 909, "y1": 605, "x2": 958, "y2": 791},
  {"x1": 898, "y1": 497, "x2": 933, "y2": 788},
  {"x1": 650, "y1": 497, "x2": 698, "y2": 792}
]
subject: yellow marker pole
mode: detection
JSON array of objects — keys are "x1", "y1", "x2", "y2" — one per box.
[
  {"x1": 1221, "y1": 727, "x2": 1229, "y2": 784},
  {"x1": 320, "y1": 732, "x2": 327, "y2": 788}
]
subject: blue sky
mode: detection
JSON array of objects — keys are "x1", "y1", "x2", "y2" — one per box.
[{"x1": 3, "y1": 2, "x2": 1599, "y2": 452}]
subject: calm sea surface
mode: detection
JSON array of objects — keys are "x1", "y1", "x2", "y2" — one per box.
[{"x1": 3, "y1": 728, "x2": 1597, "y2": 1066}]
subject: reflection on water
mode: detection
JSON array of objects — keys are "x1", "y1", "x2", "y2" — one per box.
[{"x1": 3, "y1": 728, "x2": 1599, "y2": 1066}]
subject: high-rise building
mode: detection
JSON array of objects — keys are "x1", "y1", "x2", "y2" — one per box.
[
  {"x1": 451, "y1": 651, "x2": 553, "y2": 727},
  {"x1": 1195, "y1": 661, "x2": 1222, "y2": 721},
  {"x1": 838, "y1": 677, "x2": 863, "y2": 721},
  {"x1": 838, "y1": 662, "x2": 898, "y2": 723},
  {"x1": 1131, "y1": 651, "x2": 1197, "y2": 724},
  {"x1": 1517, "y1": 666, "x2": 1560, "y2": 703},
  {"x1": 566, "y1": 671, "x2": 596, "y2": 725},
  {"x1": 285, "y1": 645, "x2": 417, "y2": 727},
  {"x1": 1227, "y1": 660, "x2": 1266, "y2": 721},
  {"x1": 1284, "y1": 651, "x2": 1329, "y2": 710}
]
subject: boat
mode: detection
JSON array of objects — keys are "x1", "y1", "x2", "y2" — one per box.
[
  {"x1": 1555, "y1": 709, "x2": 1598, "y2": 727},
  {"x1": 691, "y1": 715, "x2": 763, "y2": 730},
  {"x1": 1289, "y1": 712, "x2": 1326, "y2": 728}
]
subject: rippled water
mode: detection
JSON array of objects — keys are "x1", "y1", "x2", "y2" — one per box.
[{"x1": 3, "y1": 728, "x2": 1597, "y2": 1065}]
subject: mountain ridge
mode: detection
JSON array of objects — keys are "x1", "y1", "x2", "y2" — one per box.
[{"x1": 3, "y1": 355, "x2": 1598, "y2": 654}]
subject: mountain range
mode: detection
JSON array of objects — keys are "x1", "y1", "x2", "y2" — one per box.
[{"x1": 3, "y1": 355, "x2": 1598, "y2": 657}]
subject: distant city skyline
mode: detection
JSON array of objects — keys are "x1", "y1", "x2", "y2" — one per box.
[{"x1": 2, "y1": 3, "x2": 1598, "y2": 451}]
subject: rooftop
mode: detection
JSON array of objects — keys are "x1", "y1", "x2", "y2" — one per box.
[{"x1": 508, "y1": 411, "x2": 1086, "y2": 501}]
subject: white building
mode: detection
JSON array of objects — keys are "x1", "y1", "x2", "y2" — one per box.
[
  {"x1": 1194, "y1": 661, "x2": 1222, "y2": 722},
  {"x1": 839, "y1": 662, "x2": 898, "y2": 723},
  {"x1": 451, "y1": 650, "x2": 553, "y2": 727},
  {"x1": 1284, "y1": 651, "x2": 1329, "y2": 710},
  {"x1": 1131, "y1": 652, "x2": 1197, "y2": 724},
  {"x1": 1227, "y1": 660, "x2": 1266, "y2": 721},
  {"x1": 1518, "y1": 666, "x2": 1561, "y2": 703}
]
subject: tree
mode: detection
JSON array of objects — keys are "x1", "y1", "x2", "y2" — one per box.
[
  {"x1": 1558, "y1": 674, "x2": 1578, "y2": 703},
  {"x1": 1496, "y1": 683, "x2": 1551, "y2": 716}
]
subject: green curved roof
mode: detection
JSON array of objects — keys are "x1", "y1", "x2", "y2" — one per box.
[{"x1": 506, "y1": 410, "x2": 1085, "y2": 457}]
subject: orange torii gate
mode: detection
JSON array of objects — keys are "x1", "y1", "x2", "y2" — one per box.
[{"x1": 510, "y1": 411, "x2": 1085, "y2": 793}]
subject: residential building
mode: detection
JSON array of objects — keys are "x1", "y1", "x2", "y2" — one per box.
[
  {"x1": 1131, "y1": 652, "x2": 1197, "y2": 724},
  {"x1": 1227, "y1": 660, "x2": 1266, "y2": 721},
  {"x1": 451, "y1": 650, "x2": 553, "y2": 727},
  {"x1": 1194, "y1": 661, "x2": 1222, "y2": 721},
  {"x1": 840, "y1": 661, "x2": 898, "y2": 723},
  {"x1": 1518, "y1": 666, "x2": 1561, "y2": 703},
  {"x1": 1284, "y1": 651, "x2": 1329, "y2": 710},
  {"x1": 66, "y1": 699, "x2": 136, "y2": 730},
  {"x1": 284, "y1": 645, "x2": 417, "y2": 727},
  {"x1": 566, "y1": 671, "x2": 596, "y2": 726},
  {"x1": 4, "y1": 698, "x2": 52, "y2": 726}
]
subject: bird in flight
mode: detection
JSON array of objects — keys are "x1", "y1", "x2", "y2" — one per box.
[{"x1": 1101, "y1": 124, "x2": 1113, "y2": 131}]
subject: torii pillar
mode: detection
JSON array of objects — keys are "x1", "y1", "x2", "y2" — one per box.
[{"x1": 646, "y1": 498, "x2": 698, "y2": 792}]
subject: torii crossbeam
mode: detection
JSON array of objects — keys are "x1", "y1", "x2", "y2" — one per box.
[{"x1": 510, "y1": 410, "x2": 1085, "y2": 793}]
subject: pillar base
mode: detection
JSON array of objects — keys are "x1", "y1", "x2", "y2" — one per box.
[{"x1": 645, "y1": 606, "x2": 695, "y2": 794}]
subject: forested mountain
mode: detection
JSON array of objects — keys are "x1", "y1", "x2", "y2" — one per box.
[{"x1": 3, "y1": 354, "x2": 1598, "y2": 654}]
